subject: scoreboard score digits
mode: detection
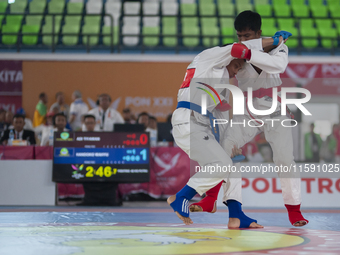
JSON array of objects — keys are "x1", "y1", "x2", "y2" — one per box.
[{"x1": 52, "y1": 132, "x2": 150, "y2": 183}]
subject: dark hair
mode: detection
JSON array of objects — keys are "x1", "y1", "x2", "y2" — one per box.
[
  {"x1": 234, "y1": 10, "x2": 262, "y2": 33},
  {"x1": 123, "y1": 108, "x2": 131, "y2": 113},
  {"x1": 13, "y1": 113, "x2": 25, "y2": 120},
  {"x1": 137, "y1": 112, "x2": 149, "y2": 124},
  {"x1": 98, "y1": 93, "x2": 112, "y2": 102},
  {"x1": 84, "y1": 114, "x2": 96, "y2": 121},
  {"x1": 149, "y1": 116, "x2": 157, "y2": 122},
  {"x1": 39, "y1": 92, "x2": 46, "y2": 99},
  {"x1": 53, "y1": 112, "x2": 67, "y2": 126},
  {"x1": 55, "y1": 91, "x2": 63, "y2": 99}
]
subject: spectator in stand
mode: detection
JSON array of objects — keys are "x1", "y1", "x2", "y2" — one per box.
[
  {"x1": 146, "y1": 116, "x2": 158, "y2": 147},
  {"x1": 0, "y1": 114, "x2": 36, "y2": 145},
  {"x1": 4, "y1": 110, "x2": 13, "y2": 130},
  {"x1": 137, "y1": 112, "x2": 149, "y2": 131},
  {"x1": 166, "y1": 113, "x2": 172, "y2": 123},
  {"x1": 16, "y1": 108, "x2": 33, "y2": 131},
  {"x1": 87, "y1": 93, "x2": 124, "y2": 131},
  {"x1": 304, "y1": 123, "x2": 322, "y2": 162},
  {"x1": 320, "y1": 124, "x2": 338, "y2": 163},
  {"x1": 122, "y1": 108, "x2": 136, "y2": 124},
  {"x1": 83, "y1": 114, "x2": 96, "y2": 132},
  {"x1": 35, "y1": 111, "x2": 55, "y2": 145},
  {"x1": 41, "y1": 113, "x2": 68, "y2": 146},
  {"x1": 50, "y1": 92, "x2": 70, "y2": 119},
  {"x1": 33, "y1": 92, "x2": 48, "y2": 127},
  {"x1": 69, "y1": 90, "x2": 89, "y2": 131}
]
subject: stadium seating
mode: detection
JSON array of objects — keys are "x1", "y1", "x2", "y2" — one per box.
[{"x1": 0, "y1": 0, "x2": 339, "y2": 53}]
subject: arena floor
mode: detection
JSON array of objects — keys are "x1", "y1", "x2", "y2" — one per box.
[{"x1": 1, "y1": 202, "x2": 340, "y2": 255}]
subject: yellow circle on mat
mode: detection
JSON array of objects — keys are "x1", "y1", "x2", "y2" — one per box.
[{"x1": 1, "y1": 226, "x2": 304, "y2": 254}]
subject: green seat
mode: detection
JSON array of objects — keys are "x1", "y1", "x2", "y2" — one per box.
[
  {"x1": 221, "y1": 26, "x2": 234, "y2": 44},
  {"x1": 334, "y1": 19, "x2": 340, "y2": 34},
  {"x1": 64, "y1": 16, "x2": 82, "y2": 26},
  {"x1": 284, "y1": 27, "x2": 298, "y2": 48},
  {"x1": 202, "y1": 26, "x2": 219, "y2": 47},
  {"x1": 199, "y1": 0, "x2": 214, "y2": 4},
  {"x1": 84, "y1": 16, "x2": 101, "y2": 26},
  {"x1": 62, "y1": 24, "x2": 80, "y2": 45},
  {"x1": 162, "y1": 24, "x2": 177, "y2": 47},
  {"x1": 217, "y1": 0, "x2": 232, "y2": 5},
  {"x1": 181, "y1": 17, "x2": 198, "y2": 27},
  {"x1": 255, "y1": 4, "x2": 271, "y2": 17},
  {"x1": 1, "y1": 24, "x2": 20, "y2": 44},
  {"x1": 300, "y1": 27, "x2": 318, "y2": 48},
  {"x1": 44, "y1": 15, "x2": 62, "y2": 26},
  {"x1": 300, "y1": 19, "x2": 314, "y2": 28},
  {"x1": 254, "y1": 0, "x2": 268, "y2": 4},
  {"x1": 29, "y1": 1, "x2": 46, "y2": 14},
  {"x1": 327, "y1": 0, "x2": 340, "y2": 7},
  {"x1": 22, "y1": 24, "x2": 39, "y2": 45},
  {"x1": 217, "y1": 3, "x2": 234, "y2": 16},
  {"x1": 199, "y1": 3, "x2": 215, "y2": 16},
  {"x1": 142, "y1": 26, "x2": 159, "y2": 47},
  {"x1": 220, "y1": 18, "x2": 234, "y2": 28},
  {"x1": 315, "y1": 19, "x2": 338, "y2": 48},
  {"x1": 277, "y1": 19, "x2": 298, "y2": 48},
  {"x1": 180, "y1": 3, "x2": 197, "y2": 15},
  {"x1": 273, "y1": 4, "x2": 290, "y2": 17},
  {"x1": 162, "y1": 17, "x2": 177, "y2": 27},
  {"x1": 25, "y1": 15, "x2": 43, "y2": 25},
  {"x1": 261, "y1": 26, "x2": 277, "y2": 37},
  {"x1": 310, "y1": 4, "x2": 328, "y2": 18},
  {"x1": 262, "y1": 18, "x2": 276, "y2": 28},
  {"x1": 182, "y1": 26, "x2": 199, "y2": 47},
  {"x1": 67, "y1": 2, "x2": 83, "y2": 14},
  {"x1": 9, "y1": 1, "x2": 27, "y2": 13},
  {"x1": 0, "y1": 1, "x2": 8, "y2": 13},
  {"x1": 42, "y1": 24, "x2": 60, "y2": 45},
  {"x1": 329, "y1": 5, "x2": 340, "y2": 18},
  {"x1": 291, "y1": 3, "x2": 309, "y2": 18},
  {"x1": 201, "y1": 17, "x2": 218, "y2": 27},
  {"x1": 103, "y1": 26, "x2": 119, "y2": 46},
  {"x1": 48, "y1": 0, "x2": 65, "y2": 14},
  {"x1": 0, "y1": 15, "x2": 4, "y2": 29},
  {"x1": 82, "y1": 25, "x2": 100, "y2": 46},
  {"x1": 236, "y1": 3, "x2": 253, "y2": 14},
  {"x1": 6, "y1": 15, "x2": 23, "y2": 26},
  {"x1": 272, "y1": 0, "x2": 287, "y2": 5},
  {"x1": 277, "y1": 18, "x2": 295, "y2": 29}
]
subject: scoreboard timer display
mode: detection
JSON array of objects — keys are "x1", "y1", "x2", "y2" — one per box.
[{"x1": 52, "y1": 132, "x2": 150, "y2": 183}]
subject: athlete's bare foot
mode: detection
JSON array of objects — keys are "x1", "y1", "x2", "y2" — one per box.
[
  {"x1": 189, "y1": 201, "x2": 217, "y2": 213},
  {"x1": 228, "y1": 218, "x2": 264, "y2": 229},
  {"x1": 167, "y1": 195, "x2": 193, "y2": 225},
  {"x1": 293, "y1": 221, "x2": 308, "y2": 227}
]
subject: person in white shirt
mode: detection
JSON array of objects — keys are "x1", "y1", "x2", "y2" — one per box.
[
  {"x1": 87, "y1": 93, "x2": 124, "y2": 131},
  {"x1": 41, "y1": 113, "x2": 68, "y2": 146},
  {"x1": 69, "y1": 90, "x2": 89, "y2": 131}
]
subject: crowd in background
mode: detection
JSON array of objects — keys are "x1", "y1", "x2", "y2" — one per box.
[
  {"x1": 0, "y1": 90, "x2": 164, "y2": 147},
  {"x1": 1, "y1": 90, "x2": 340, "y2": 163}
]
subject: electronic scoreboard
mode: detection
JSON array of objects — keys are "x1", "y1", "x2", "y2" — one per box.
[{"x1": 52, "y1": 131, "x2": 150, "y2": 183}]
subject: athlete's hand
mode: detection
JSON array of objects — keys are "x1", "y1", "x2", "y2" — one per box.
[
  {"x1": 231, "y1": 43, "x2": 251, "y2": 60},
  {"x1": 272, "y1": 30, "x2": 292, "y2": 46},
  {"x1": 231, "y1": 145, "x2": 242, "y2": 158}
]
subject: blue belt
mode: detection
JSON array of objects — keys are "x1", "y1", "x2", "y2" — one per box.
[{"x1": 176, "y1": 101, "x2": 220, "y2": 142}]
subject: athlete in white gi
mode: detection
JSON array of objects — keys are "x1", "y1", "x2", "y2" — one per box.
[
  {"x1": 167, "y1": 38, "x2": 277, "y2": 226},
  {"x1": 190, "y1": 11, "x2": 308, "y2": 227}
]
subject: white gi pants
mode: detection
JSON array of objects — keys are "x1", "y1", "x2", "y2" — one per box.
[
  {"x1": 221, "y1": 114, "x2": 301, "y2": 205},
  {"x1": 172, "y1": 116, "x2": 233, "y2": 196}
]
